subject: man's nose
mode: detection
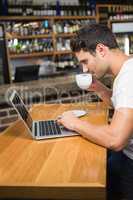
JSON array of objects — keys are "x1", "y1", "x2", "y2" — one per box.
[{"x1": 83, "y1": 66, "x2": 89, "y2": 73}]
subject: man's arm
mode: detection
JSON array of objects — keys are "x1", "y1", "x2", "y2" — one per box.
[{"x1": 58, "y1": 108, "x2": 133, "y2": 151}]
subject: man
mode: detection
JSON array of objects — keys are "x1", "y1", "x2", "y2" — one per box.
[{"x1": 58, "y1": 23, "x2": 133, "y2": 200}]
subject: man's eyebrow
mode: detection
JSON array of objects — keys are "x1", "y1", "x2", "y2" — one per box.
[{"x1": 79, "y1": 59, "x2": 88, "y2": 64}]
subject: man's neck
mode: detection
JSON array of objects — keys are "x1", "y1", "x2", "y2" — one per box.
[{"x1": 109, "y1": 50, "x2": 129, "y2": 77}]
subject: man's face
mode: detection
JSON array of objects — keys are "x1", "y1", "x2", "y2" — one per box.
[{"x1": 75, "y1": 49, "x2": 109, "y2": 79}]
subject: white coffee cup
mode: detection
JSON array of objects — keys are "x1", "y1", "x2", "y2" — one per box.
[{"x1": 75, "y1": 73, "x2": 92, "y2": 90}]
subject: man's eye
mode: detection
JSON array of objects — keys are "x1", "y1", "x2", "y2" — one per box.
[{"x1": 83, "y1": 61, "x2": 88, "y2": 64}]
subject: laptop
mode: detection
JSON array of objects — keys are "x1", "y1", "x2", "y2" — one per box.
[{"x1": 9, "y1": 90, "x2": 79, "y2": 140}]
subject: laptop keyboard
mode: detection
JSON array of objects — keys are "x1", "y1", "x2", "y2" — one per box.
[{"x1": 34, "y1": 120, "x2": 62, "y2": 137}]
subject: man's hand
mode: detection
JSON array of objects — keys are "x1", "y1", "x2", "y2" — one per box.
[
  {"x1": 89, "y1": 76, "x2": 105, "y2": 92},
  {"x1": 89, "y1": 76, "x2": 112, "y2": 107},
  {"x1": 57, "y1": 111, "x2": 81, "y2": 131}
]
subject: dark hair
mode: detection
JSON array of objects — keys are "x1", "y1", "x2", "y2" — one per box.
[{"x1": 70, "y1": 23, "x2": 119, "y2": 54}]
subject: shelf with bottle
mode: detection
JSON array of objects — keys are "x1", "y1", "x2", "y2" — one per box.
[
  {"x1": 2, "y1": 16, "x2": 97, "y2": 81},
  {"x1": 7, "y1": 1, "x2": 96, "y2": 17},
  {"x1": 0, "y1": 15, "x2": 97, "y2": 22},
  {"x1": 108, "y1": 19, "x2": 133, "y2": 55},
  {"x1": 5, "y1": 17, "x2": 96, "y2": 39},
  {"x1": 114, "y1": 34, "x2": 133, "y2": 55},
  {"x1": 54, "y1": 33, "x2": 75, "y2": 38},
  {"x1": 108, "y1": 5, "x2": 133, "y2": 20},
  {"x1": 9, "y1": 51, "x2": 54, "y2": 59},
  {"x1": 7, "y1": 34, "x2": 52, "y2": 40},
  {"x1": 8, "y1": 38, "x2": 54, "y2": 58},
  {"x1": 116, "y1": 33, "x2": 133, "y2": 55},
  {"x1": 0, "y1": 15, "x2": 98, "y2": 84},
  {"x1": 8, "y1": 35, "x2": 72, "y2": 59},
  {"x1": 10, "y1": 51, "x2": 73, "y2": 59},
  {"x1": 5, "y1": 20, "x2": 52, "y2": 40},
  {"x1": 53, "y1": 18, "x2": 95, "y2": 35},
  {"x1": 55, "y1": 37, "x2": 71, "y2": 52},
  {"x1": 3, "y1": 16, "x2": 97, "y2": 59},
  {"x1": 54, "y1": 51, "x2": 72, "y2": 56},
  {"x1": 96, "y1": 4, "x2": 133, "y2": 24},
  {"x1": 55, "y1": 54, "x2": 78, "y2": 71}
]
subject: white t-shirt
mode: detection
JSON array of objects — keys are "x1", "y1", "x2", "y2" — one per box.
[{"x1": 111, "y1": 57, "x2": 133, "y2": 160}]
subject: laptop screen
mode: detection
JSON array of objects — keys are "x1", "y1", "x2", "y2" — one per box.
[{"x1": 10, "y1": 91, "x2": 33, "y2": 131}]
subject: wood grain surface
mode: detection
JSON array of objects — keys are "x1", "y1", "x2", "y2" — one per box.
[{"x1": 0, "y1": 103, "x2": 108, "y2": 200}]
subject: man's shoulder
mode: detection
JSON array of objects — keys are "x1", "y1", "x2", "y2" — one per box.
[
  {"x1": 123, "y1": 57, "x2": 133, "y2": 72},
  {"x1": 113, "y1": 64, "x2": 133, "y2": 92}
]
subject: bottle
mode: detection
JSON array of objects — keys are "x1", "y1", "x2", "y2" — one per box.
[
  {"x1": 44, "y1": 20, "x2": 49, "y2": 34},
  {"x1": 57, "y1": 21, "x2": 63, "y2": 33},
  {"x1": 2, "y1": 0, "x2": 8, "y2": 15},
  {"x1": 63, "y1": 2, "x2": 67, "y2": 16},
  {"x1": 51, "y1": 2, "x2": 56, "y2": 16},
  {"x1": 56, "y1": 0, "x2": 61, "y2": 16},
  {"x1": 33, "y1": 39, "x2": 39, "y2": 52},
  {"x1": 89, "y1": 0, "x2": 96, "y2": 16},
  {"x1": 65, "y1": 39, "x2": 71, "y2": 50},
  {"x1": 64, "y1": 21, "x2": 68, "y2": 33},
  {"x1": 124, "y1": 34, "x2": 129, "y2": 55},
  {"x1": 67, "y1": 3, "x2": 72, "y2": 16},
  {"x1": 86, "y1": 0, "x2": 91, "y2": 16},
  {"x1": 47, "y1": 3, "x2": 51, "y2": 16},
  {"x1": 53, "y1": 23, "x2": 57, "y2": 34},
  {"x1": 69, "y1": 3, "x2": 73, "y2": 16},
  {"x1": 60, "y1": 2, "x2": 64, "y2": 16}
]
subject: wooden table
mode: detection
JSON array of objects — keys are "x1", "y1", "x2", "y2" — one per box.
[{"x1": 0, "y1": 103, "x2": 108, "y2": 200}]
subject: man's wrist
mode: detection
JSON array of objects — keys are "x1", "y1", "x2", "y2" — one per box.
[
  {"x1": 72, "y1": 119, "x2": 83, "y2": 132},
  {"x1": 97, "y1": 84, "x2": 111, "y2": 98}
]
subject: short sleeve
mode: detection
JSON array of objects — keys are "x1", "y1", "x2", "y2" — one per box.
[{"x1": 112, "y1": 70, "x2": 133, "y2": 109}]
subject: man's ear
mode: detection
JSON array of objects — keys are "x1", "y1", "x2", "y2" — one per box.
[{"x1": 96, "y1": 43, "x2": 107, "y2": 57}]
